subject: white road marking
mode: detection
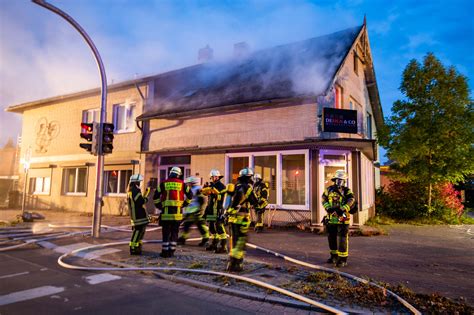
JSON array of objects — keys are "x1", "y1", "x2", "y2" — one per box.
[
  {"x1": 84, "y1": 273, "x2": 121, "y2": 285},
  {"x1": 53, "y1": 242, "x2": 92, "y2": 254},
  {"x1": 0, "y1": 271, "x2": 29, "y2": 279},
  {"x1": 82, "y1": 248, "x2": 121, "y2": 260},
  {"x1": 0, "y1": 286, "x2": 65, "y2": 306},
  {"x1": 39, "y1": 241, "x2": 120, "y2": 259}
]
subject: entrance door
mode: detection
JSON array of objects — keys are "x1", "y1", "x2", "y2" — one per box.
[
  {"x1": 158, "y1": 165, "x2": 190, "y2": 182},
  {"x1": 318, "y1": 150, "x2": 351, "y2": 224}
]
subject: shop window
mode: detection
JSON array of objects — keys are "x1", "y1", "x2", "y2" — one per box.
[
  {"x1": 29, "y1": 177, "x2": 51, "y2": 195},
  {"x1": 254, "y1": 155, "x2": 277, "y2": 204},
  {"x1": 229, "y1": 156, "x2": 249, "y2": 184},
  {"x1": 82, "y1": 108, "x2": 99, "y2": 124},
  {"x1": 113, "y1": 103, "x2": 136, "y2": 133},
  {"x1": 282, "y1": 154, "x2": 305, "y2": 205},
  {"x1": 62, "y1": 167, "x2": 87, "y2": 195},
  {"x1": 105, "y1": 169, "x2": 132, "y2": 195}
]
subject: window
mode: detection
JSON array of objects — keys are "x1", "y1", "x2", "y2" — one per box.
[
  {"x1": 62, "y1": 167, "x2": 87, "y2": 195},
  {"x1": 29, "y1": 177, "x2": 51, "y2": 195},
  {"x1": 82, "y1": 108, "x2": 99, "y2": 123},
  {"x1": 282, "y1": 154, "x2": 305, "y2": 205},
  {"x1": 113, "y1": 103, "x2": 136, "y2": 133},
  {"x1": 226, "y1": 150, "x2": 309, "y2": 210},
  {"x1": 254, "y1": 156, "x2": 277, "y2": 204},
  {"x1": 334, "y1": 85, "x2": 342, "y2": 109},
  {"x1": 366, "y1": 112, "x2": 372, "y2": 139},
  {"x1": 105, "y1": 169, "x2": 132, "y2": 195}
]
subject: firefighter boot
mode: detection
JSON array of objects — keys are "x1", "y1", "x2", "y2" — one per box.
[
  {"x1": 130, "y1": 247, "x2": 141, "y2": 255},
  {"x1": 160, "y1": 249, "x2": 170, "y2": 258},
  {"x1": 336, "y1": 256, "x2": 347, "y2": 267},
  {"x1": 198, "y1": 237, "x2": 209, "y2": 247},
  {"x1": 177, "y1": 236, "x2": 186, "y2": 245},
  {"x1": 205, "y1": 238, "x2": 218, "y2": 251},
  {"x1": 326, "y1": 253, "x2": 338, "y2": 265},
  {"x1": 215, "y1": 238, "x2": 228, "y2": 254},
  {"x1": 226, "y1": 257, "x2": 243, "y2": 272}
]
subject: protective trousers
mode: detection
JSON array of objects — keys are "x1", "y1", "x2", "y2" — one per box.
[
  {"x1": 162, "y1": 220, "x2": 181, "y2": 255},
  {"x1": 255, "y1": 208, "x2": 265, "y2": 228},
  {"x1": 130, "y1": 224, "x2": 147, "y2": 253},
  {"x1": 326, "y1": 223, "x2": 349, "y2": 258},
  {"x1": 229, "y1": 215, "x2": 250, "y2": 260},
  {"x1": 181, "y1": 213, "x2": 209, "y2": 239},
  {"x1": 209, "y1": 220, "x2": 227, "y2": 241}
]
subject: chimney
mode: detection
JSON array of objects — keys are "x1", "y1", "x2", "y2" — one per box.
[
  {"x1": 233, "y1": 41, "x2": 249, "y2": 59},
  {"x1": 198, "y1": 44, "x2": 213, "y2": 63}
]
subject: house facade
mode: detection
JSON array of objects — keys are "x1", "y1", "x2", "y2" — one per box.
[{"x1": 7, "y1": 21, "x2": 382, "y2": 226}]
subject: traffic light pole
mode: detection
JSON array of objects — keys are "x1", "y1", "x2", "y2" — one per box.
[{"x1": 33, "y1": 0, "x2": 107, "y2": 238}]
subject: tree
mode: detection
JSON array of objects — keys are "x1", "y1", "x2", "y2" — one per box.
[{"x1": 379, "y1": 53, "x2": 474, "y2": 211}]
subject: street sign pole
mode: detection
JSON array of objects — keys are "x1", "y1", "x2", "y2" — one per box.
[
  {"x1": 21, "y1": 147, "x2": 31, "y2": 216},
  {"x1": 33, "y1": 0, "x2": 107, "y2": 238}
]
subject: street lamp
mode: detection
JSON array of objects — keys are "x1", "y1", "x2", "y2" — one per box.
[{"x1": 32, "y1": 0, "x2": 107, "y2": 238}]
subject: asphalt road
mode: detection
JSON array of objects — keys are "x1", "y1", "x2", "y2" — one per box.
[{"x1": 0, "y1": 246, "x2": 255, "y2": 315}]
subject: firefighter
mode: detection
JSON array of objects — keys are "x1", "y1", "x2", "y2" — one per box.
[
  {"x1": 224, "y1": 167, "x2": 258, "y2": 272},
  {"x1": 127, "y1": 174, "x2": 150, "y2": 255},
  {"x1": 321, "y1": 170, "x2": 356, "y2": 267},
  {"x1": 153, "y1": 167, "x2": 192, "y2": 258},
  {"x1": 202, "y1": 169, "x2": 228, "y2": 253},
  {"x1": 253, "y1": 173, "x2": 269, "y2": 233},
  {"x1": 177, "y1": 176, "x2": 210, "y2": 246}
]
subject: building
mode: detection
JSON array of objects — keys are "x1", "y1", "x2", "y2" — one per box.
[
  {"x1": 6, "y1": 20, "x2": 383, "y2": 226},
  {"x1": 0, "y1": 138, "x2": 20, "y2": 207}
]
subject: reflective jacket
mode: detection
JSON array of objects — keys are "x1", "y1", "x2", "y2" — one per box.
[
  {"x1": 254, "y1": 181, "x2": 269, "y2": 210},
  {"x1": 184, "y1": 185, "x2": 207, "y2": 215},
  {"x1": 203, "y1": 180, "x2": 226, "y2": 221},
  {"x1": 153, "y1": 177, "x2": 192, "y2": 221},
  {"x1": 321, "y1": 184, "x2": 355, "y2": 225},
  {"x1": 227, "y1": 178, "x2": 258, "y2": 217},
  {"x1": 128, "y1": 185, "x2": 150, "y2": 226}
]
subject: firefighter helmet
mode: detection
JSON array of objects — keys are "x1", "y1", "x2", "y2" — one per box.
[
  {"x1": 332, "y1": 170, "x2": 347, "y2": 181},
  {"x1": 209, "y1": 169, "x2": 223, "y2": 178},
  {"x1": 239, "y1": 167, "x2": 254, "y2": 177},
  {"x1": 185, "y1": 176, "x2": 200, "y2": 185},
  {"x1": 253, "y1": 173, "x2": 262, "y2": 182},
  {"x1": 169, "y1": 167, "x2": 182, "y2": 177},
  {"x1": 129, "y1": 174, "x2": 144, "y2": 183}
]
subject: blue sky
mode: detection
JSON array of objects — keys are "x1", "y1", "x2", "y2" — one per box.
[{"x1": 1, "y1": 0, "x2": 473, "y2": 162}]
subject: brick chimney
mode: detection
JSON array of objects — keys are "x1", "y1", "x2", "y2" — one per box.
[
  {"x1": 198, "y1": 44, "x2": 213, "y2": 63},
  {"x1": 233, "y1": 42, "x2": 249, "y2": 59}
]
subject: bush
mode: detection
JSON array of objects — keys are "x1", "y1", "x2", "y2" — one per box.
[{"x1": 375, "y1": 181, "x2": 464, "y2": 223}]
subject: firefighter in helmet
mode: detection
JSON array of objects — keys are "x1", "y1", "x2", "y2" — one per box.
[
  {"x1": 153, "y1": 167, "x2": 192, "y2": 258},
  {"x1": 177, "y1": 176, "x2": 210, "y2": 246},
  {"x1": 253, "y1": 173, "x2": 269, "y2": 233},
  {"x1": 127, "y1": 174, "x2": 150, "y2": 255},
  {"x1": 224, "y1": 167, "x2": 258, "y2": 272},
  {"x1": 202, "y1": 169, "x2": 228, "y2": 253},
  {"x1": 321, "y1": 170, "x2": 356, "y2": 267}
]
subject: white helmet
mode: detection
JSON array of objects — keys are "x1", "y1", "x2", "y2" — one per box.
[
  {"x1": 129, "y1": 174, "x2": 144, "y2": 183},
  {"x1": 185, "y1": 176, "x2": 200, "y2": 185},
  {"x1": 253, "y1": 173, "x2": 262, "y2": 181},
  {"x1": 169, "y1": 166, "x2": 182, "y2": 176},
  {"x1": 209, "y1": 169, "x2": 222, "y2": 178},
  {"x1": 332, "y1": 170, "x2": 347, "y2": 181},
  {"x1": 239, "y1": 167, "x2": 254, "y2": 177}
]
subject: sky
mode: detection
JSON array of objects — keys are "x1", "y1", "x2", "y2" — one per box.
[{"x1": 1, "y1": 0, "x2": 473, "y2": 162}]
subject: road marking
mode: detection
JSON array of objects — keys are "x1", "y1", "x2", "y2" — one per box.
[
  {"x1": 84, "y1": 273, "x2": 121, "y2": 285},
  {"x1": 0, "y1": 271, "x2": 30, "y2": 279},
  {"x1": 53, "y1": 242, "x2": 91, "y2": 254},
  {"x1": 0, "y1": 286, "x2": 65, "y2": 306},
  {"x1": 38, "y1": 242, "x2": 120, "y2": 259},
  {"x1": 82, "y1": 248, "x2": 121, "y2": 260}
]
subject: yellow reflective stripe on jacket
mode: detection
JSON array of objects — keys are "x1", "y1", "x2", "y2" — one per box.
[
  {"x1": 134, "y1": 192, "x2": 142, "y2": 201},
  {"x1": 161, "y1": 213, "x2": 183, "y2": 220},
  {"x1": 163, "y1": 200, "x2": 184, "y2": 207}
]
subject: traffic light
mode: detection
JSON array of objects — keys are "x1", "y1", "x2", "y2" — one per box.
[
  {"x1": 101, "y1": 123, "x2": 114, "y2": 154},
  {"x1": 80, "y1": 123, "x2": 98, "y2": 155}
]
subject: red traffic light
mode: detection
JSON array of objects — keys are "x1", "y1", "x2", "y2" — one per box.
[{"x1": 81, "y1": 123, "x2": 93, "y2": 133}]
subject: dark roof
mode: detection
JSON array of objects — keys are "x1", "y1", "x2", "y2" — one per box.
[{"x1": 138, "y1": 25, "x2": 363, "y2": 120}]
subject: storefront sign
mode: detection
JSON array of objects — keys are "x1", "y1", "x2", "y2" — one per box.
[{"x1": 322, "y1": 108, "x2": 358, "y2": 133}]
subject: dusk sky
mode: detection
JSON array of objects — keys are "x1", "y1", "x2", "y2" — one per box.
[{"x1": 1, "y1": 0, "x2": 473, "y2": 162}]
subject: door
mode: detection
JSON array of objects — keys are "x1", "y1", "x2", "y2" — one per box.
[{"x1": 158, "y1": 165, "x2": 190, "y2": 182}]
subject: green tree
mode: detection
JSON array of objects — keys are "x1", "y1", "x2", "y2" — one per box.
[{"x1": 379, "y1": 53, "x2": 474, "y2": 211}]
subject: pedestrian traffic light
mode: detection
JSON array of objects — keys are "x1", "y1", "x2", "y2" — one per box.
[
  {"x1": 80, "y1": 123, "x2": 98, "y2": 155},
  {"x1": 101, "y1": 123, "x2": 114, "y2": 154}
]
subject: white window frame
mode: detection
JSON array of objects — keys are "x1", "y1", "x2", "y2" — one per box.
[
  {"x1": 29, "y1": 176, "x2": 51, "y2": 195},
  {"x1": 225, "y1": 149, "x2": 310, "y2": 210},
  {"x1": 82, "y1": 108, "x2": 99, "y2": 123},
  {"x1": 113, "y1": 103, "x2": 136, "y2": 134},
  {"x1": 157, "y1": 165, "x2": 191, "y2": 182},
  {"x1": 104, "y1": 169, "x2": 132, "y2": 196},
  {"x1": 366, "y1": 112, "x2": 373, "y2": 139},
  {"x1": 62, "y1": 167, "x2": 87, "y2": 196}
]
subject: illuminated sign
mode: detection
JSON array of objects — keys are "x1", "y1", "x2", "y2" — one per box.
[{"x1": 322, "y1": 108, "x2": 358, "y2": 134}]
